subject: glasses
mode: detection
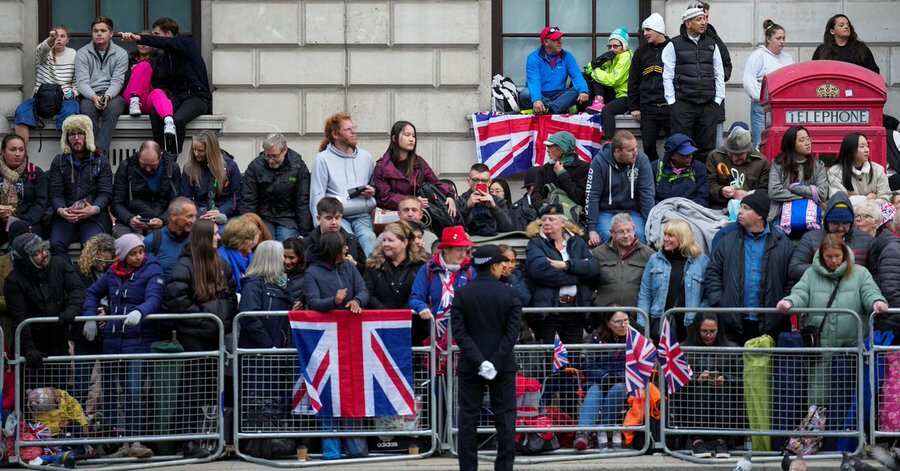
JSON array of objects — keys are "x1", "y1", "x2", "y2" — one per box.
[
  {"x1": 607, "y1": 44, "x2": 622, "y2": 49},
  {"x1": 855, "y1": 214, "x2": 875, "y2": 221}
]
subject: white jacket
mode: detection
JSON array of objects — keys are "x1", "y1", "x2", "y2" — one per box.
[{"x1": 742, "y1": 45, "x2": 794, "y2": 102}]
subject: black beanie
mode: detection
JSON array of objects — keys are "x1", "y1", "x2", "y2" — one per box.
[{"x1": 742, "y1": 191, "x2": 770, "y2": 219}]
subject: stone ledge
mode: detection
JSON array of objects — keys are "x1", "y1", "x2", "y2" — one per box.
[{"x1": 6, "y1": 114, "x2": 226, "y2": 133}]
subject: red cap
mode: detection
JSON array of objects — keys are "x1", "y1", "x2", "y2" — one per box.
[
  {"x1": 437, "y1": 226, "x2": 474, "y2": 249},
  {"x1": 540, "y1": 26, "x2": 564, "y2": 41}
]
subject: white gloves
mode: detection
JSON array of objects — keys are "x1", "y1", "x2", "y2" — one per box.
[
  {"x1": 83, "y1": 321, "x2": 97, "y2": 341},
  {"x1": 478, "y1": 361, "x2": 497, "y2": 380},
  {"x1": 124, "y1": 310, "x2": 142, "y2": 327}
]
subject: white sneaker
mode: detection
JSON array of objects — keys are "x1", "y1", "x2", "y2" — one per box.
[
  {"x1": 163, "y1": 117, "x2": 177, "y2": 152},
  {"x1": 128, "y1": 96, "x2": 141, "y2": 116}
]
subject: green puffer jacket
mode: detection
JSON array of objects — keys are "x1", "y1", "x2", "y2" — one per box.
[
  {"x1": 784, "y1": 251, "x2": 884, "y2": 347},
  {"x1": 584, "y1": 49, "x2": 633, "y2": 99}
]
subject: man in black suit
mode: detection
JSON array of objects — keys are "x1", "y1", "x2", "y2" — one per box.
[{"x1": 451, "y1": 244, "x2": 522, "y2": 471}]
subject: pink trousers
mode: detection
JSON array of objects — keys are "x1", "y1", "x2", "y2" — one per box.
[{"x1": 122, "y1": 61, "x2": 174, "y2": 117}]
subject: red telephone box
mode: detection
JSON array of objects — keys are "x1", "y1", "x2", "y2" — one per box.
[{"x1": 760, "y1": 60, "x2": 887, "y2": 166}]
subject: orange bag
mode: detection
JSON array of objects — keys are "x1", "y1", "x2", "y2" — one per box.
[{"x1": 622, "y1": 383, "x2": 660, "y2": 446}]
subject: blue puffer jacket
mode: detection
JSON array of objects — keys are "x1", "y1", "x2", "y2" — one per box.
[
  {"x1": 83, "y1": 257, "x2": 164, "y2": 353},
  {"x1": 238, "y1": 276, "x2": 292, "y2": 348},
  {"x1": 637, "y1": 251, "x2": 708, "y2": 325},
  {"x1": 302, "y1": 258, "x2": 369, "y2": 312},
  {"x1": 408, "y1": 253, "x2": 476, "y2": 316},
  {"x1": 179, "y1": 151, "x2": 242, "y2": 218}
]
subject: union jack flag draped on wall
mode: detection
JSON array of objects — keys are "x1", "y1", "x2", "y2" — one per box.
[
  {"x1": 658, "y1": 316, "x2": 693, "y2": 396},
  {"x1": 472, "y1": 112, "x2": 604, "y2": 178},
  {"x1": 290, "y1": 310, "x2": 416, "y2": 417},
  {"x1": 625, "y1": 325, "x2": 657, "y2": 398}
]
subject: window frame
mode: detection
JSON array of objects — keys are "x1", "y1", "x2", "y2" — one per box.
[
  {"x1": 38, "y1": 0, "x2": 201, "y2": 45},
  {"x1": 491, "y1": 0, "x2": 651, "y2": 77}
]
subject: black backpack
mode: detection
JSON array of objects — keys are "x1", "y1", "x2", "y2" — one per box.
[
  {"x1": 33, "y1": 83, "x2": 64, "y2": 120},
  {"x1": 418, "y1": 182, "x2": 461, "y2": 235}
]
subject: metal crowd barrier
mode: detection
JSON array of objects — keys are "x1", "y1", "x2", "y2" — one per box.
[
  {"x1": 447, "y1": 307, "x2": 653, "y2": 464},
  {"x1": 869, "y1": 309, "x2": 900, "y2": 443},
  {"x1": 14, "y1": 313, "x2": 225, "y2": 470},
  {"x1": 232, "y1": 311, "x2": 438, "y2": 467},
  {"x1": 660, "y1": 307, "x2": 865, "y2": 464}
]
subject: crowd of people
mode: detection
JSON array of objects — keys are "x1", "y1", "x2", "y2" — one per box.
[{"x1": 2, "y1": 4, "x2": 899, "y2": 468}]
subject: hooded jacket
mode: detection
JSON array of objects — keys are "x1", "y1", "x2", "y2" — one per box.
[
  {"x1": 372, "y1": 151, "x2": 454, "y2": 210},
  {"x1": 408, "y1": 252, "x2": 475, "y2": 316},
  {"x1": 628, "y1": 38, "x2": 669, "y2": 111},
  {"x1": 310, "y1": 144, "x2": 375, "y2": 221},
  {"x1": 302, "y1": 257, "x2": 369, "y2": 312},
  {"x1": 163, "y1": 245, "x2": 237, "y2": 349},
  {"x1": 239, "y1": 148, "x2": 312, "y2": 234},
  {"x1": 135, "y1": 34, "x2": 211, "y2": 101},
  {"x1": 704, "y1": 221, "x2": 794, "y2": 340},
  {"x1": 82, "y1": 256, "x2": 164, "y2": 353},
  {"x1": 179, "y1": 150, "x2": 241, "y2": 218},
  {"x1": 584, "y1": 143, "x2": 655, "y2": 226},
  {"x1": 238, "y1": 276, "x2": 292, "y2": 348},
  {"x1": 4, "y1": 253, "x2": 84, "y2": 357},
  {"x1": 653, "y1": 140, "x2": 709, "y2": 206},
  {"x1": 112, "y1": 151, "x2": 181, "y2": 224},
  {"x1": 304, "y1": 227, "x2": 366, "y2": 275},
  {"x1": 742, "y1": 45, "x2": 793, "y2": 102},
  {"x1": 49, "y1": 116, "x2": 113, "y2": 223},
  {"x1": 789, "y1": 192, "x2": 874, "y2": 282},
  {"x1": 785, "y1": 250, "x2": 884, "y2": 347},
  {"x1": 706, "y1": 147, "x2": 770, "y2": 208},
  {"x1": 525, "y1": 46, "x2": 589, "y2": 103},
  {"x1": 584, "y1": 49, "x2": 633, "y2": 99},
  {"x1": 537, "y1": 134, "x2": 590, "y2": 204},
  {"x1": 74, "y1": 41, "x2": 128, "y2": 99}
]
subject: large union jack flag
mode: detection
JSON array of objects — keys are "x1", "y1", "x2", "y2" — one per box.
[
  {"x1": 658, "y1": 316, "x2": 692, "y2": 396},
  {"x1": 472, "y1": 112, "x2": 604, "y2": 178},
  {"x1": 625, "y1": 325, "x2": 657, "y2": 398},
  {"x1": 289, "y1": 310, "x2": 416, "y2": 418}
]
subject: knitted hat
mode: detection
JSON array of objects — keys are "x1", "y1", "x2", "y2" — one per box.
[
  {"x1": 642, "y1": 13, "x2": 666, "y2": 35},
  {"x1": 609, "y1": 27, "x2": 630, "y2": 50},
  {"x1": 60, "y1": 114, "x2": 95, "y2": 154},
  {"x1": 741, "y1": 191, "x2": 770, "y2": 219},
  {"x1": 682, "y1": 6, "x2": 705, "y2": 23},
  {"x1": 723, "y1": 122, "x2": 754, "y2": 154},
  {"x1": 544, "y1": 131, "x2": 576, "y2": 154},
  {"x1": 826, "y1": 203, "x2": 854, "y2": 224},
  {"x1": 115, "y1": 233, "x2": 145, "y2": 260},
  {"x1": 882, "y1": 202, "x2": 897, "y2": 227}
]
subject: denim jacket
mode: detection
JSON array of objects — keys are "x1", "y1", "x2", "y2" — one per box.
[{"x1": 637, "y1": 251, "x2": 709, "y2": 325}]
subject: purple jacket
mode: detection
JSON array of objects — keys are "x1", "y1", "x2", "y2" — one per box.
[{"x1": 372, "y1": 151, "x2": 454, "y2": 210}]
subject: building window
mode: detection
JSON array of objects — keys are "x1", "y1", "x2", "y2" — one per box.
[
  {"x1": 38, "y1": 0, "x2": 200, "y2": 51},
  {"x1": 493, "y1": 0, "x2": 649, "y2": 86}
]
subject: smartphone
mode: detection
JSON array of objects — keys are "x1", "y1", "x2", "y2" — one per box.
[
  {"x1": 138, "y1": 217, "x2": 151, "y2": 224},
  {"x1": 475, "y1": 183, "x2": 489, "y2": 194}
]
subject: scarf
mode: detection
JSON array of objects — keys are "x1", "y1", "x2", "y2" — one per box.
[
  {"x1": 0, "y1": 158, "x2": 25, "y2": 207},
  {"x1": 274, "y1": 274, "x2": 288, "y2": 289},
  {"x1": 436, "y1": 253, "x2": 461, "y2": 315},
  {"x1": 218, "y1": 247, "x2": 252, "y2": 292},
  {"x1": 110, "y1": 259, "x2": 139, "y2": 279}
]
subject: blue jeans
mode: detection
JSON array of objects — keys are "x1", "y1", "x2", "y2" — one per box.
[
  {"x1": 519, "y1": 88, "x2": 579, "y2": 114},
  {"x1": 750, "y1": 101, "x2": 764, "y2": 148},
  {"x1": 15, "y1": 98, "x2": 80, "y2": 128},
  {"x1": 102, "y1": 360, "x2": 145, "y2": 436},
  {"x1": 341, "y1": 213, "x2": 376, "y2": 257},
  {"x1": 50, "y1": 217, "x2": 107, "y2": 255},
  {"x1": 577, "y1": 383, "x2": 627, "y2": 427},
  {"x1": 595, "y1": 211, "x2": 646, "y2": 244},
  {"x1": 265, "y1": 222, "x2": 299, "y2": 241}
]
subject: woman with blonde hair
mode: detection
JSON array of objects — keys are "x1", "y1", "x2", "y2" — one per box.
[
  {"x1": 637, "y1": 218, "x2": 709, "y2": 341},
  {"x1": 525, "y1": 204, "x2": 600, "y2": 344},
  {"x1": 364, "y1": 222, "x2": 427, "y2": 341},
  {"x1": 218, "y1": 215, "x2": 260, "y2": 292},
  {"x1": 182, "y1": 130, "x2": 241, "y2": 224}
]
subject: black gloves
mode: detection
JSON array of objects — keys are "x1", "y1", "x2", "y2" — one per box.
[{"x1": 592, "y1": 51, "x2": 617, "y2": 68}]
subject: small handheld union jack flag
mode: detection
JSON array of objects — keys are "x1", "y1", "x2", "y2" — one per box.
[
  {"x1": 625, "y1": 325, "x2": 657, "y2": 398},
  {"x1": 658, "y1": 316, "x2": 692, "y2": 396},
  {"x1": 552, "y1": 333, "x2": 569, "y2": 372}
]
